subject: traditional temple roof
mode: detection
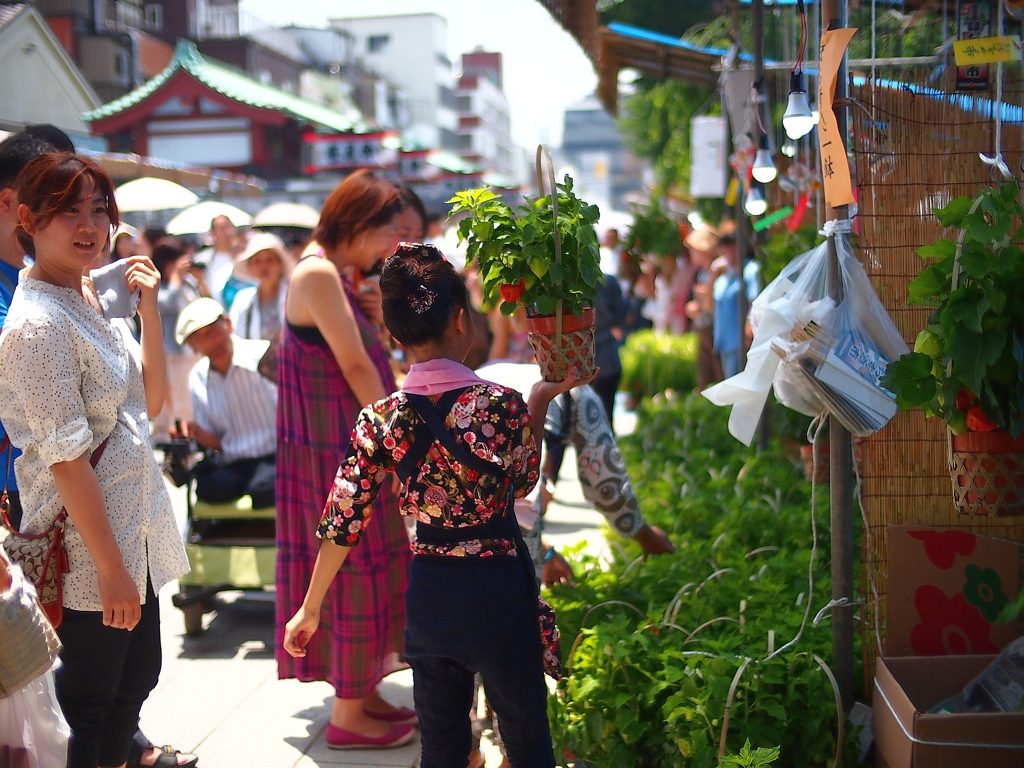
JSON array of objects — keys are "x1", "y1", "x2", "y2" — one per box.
[{"x1": 83, "y1": 39, "x2": 370, "y2": 134}]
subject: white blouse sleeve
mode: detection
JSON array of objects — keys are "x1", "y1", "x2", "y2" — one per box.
[{"x1": 4, "y1": 316, "x2": 93, "y2": 466}]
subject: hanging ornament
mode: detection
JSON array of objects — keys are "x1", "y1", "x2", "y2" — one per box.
[{"x1": 788, "y1": 194, "x2": 810, "y2": 232}]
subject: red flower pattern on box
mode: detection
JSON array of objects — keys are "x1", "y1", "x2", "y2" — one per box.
[
  {"x1": 908, "y1": 529, "x2": 976, "y2": 570},
  {"x1": 910, "y1": 584, "x2": 999, "y2": 655}
]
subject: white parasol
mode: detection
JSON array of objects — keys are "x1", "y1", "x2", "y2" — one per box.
[
  {"x1": 115, "y1": 178, "x2": 199, "y2": 213},
  {"x1": 251, "y1": 202, "x2": 320, "y2": 230},
  {"x1": 166, "y1": 201, "x2": 252, "y2": 235}
]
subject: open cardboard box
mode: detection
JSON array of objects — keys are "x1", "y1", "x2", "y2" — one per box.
[{"x1": 874, "y1": 655, "x2": 1024, "y2": 767}]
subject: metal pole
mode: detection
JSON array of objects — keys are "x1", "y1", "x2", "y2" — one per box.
[
  {"x1": 751, "y1": 0, "x2": 770, "y2": 450},
  {"x1": 821, "y1": 0, "x2": 855, "y2": 713},
  {"x1": 738, "y1": 0, "x2": 765, "y2": 372}
]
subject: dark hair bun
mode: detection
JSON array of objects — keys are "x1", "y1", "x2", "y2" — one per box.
[{"x1": 381, "y1": 243, "x2": 469, "y2": 347}]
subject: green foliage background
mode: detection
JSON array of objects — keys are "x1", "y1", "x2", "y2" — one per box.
[
  {"x1": 546, "y1": 393, "x2": 862, "y2": 767},
  {"x1": 619, "y1": 330, "x2": 699, "y2": 401}
]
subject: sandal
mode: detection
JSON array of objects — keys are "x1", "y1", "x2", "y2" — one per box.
[{"x1": 149, "y1": 746, "x2": 198, "y2": 768}]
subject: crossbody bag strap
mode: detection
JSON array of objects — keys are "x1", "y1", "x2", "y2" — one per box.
[
  {"x1": 0, "y1": 434, "x2": 11, "y2": 519},
  {"x1": 49, "y1": 436, "x2": 109, "y2": 531},
  {"x1": 404, "y1": 390, "x2": 539, "y2": 594},
  {"x1": 395, "y1": 387, "x2": 472, "y2": 482}
]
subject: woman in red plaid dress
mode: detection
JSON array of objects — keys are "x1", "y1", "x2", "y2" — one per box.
[{"x1": 274, "y1": 171, "x2": 413, "y2": 749}]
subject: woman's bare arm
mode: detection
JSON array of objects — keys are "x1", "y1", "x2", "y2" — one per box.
[
  {"x1": 51, "y1": 456, "x2": 140, "y2": 630},
  {"x1": 125, "y1": 256, "x2": 167, "y2": 418},
  {"x1": 286, "y1": 259, "x2": 387, "y2": 406}
]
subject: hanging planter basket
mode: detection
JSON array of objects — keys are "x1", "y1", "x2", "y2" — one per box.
[
  {"x1": 949, "y1": 431, "x2": 1024, "y2": 517},
  {"x1": 526, "y1": 307, "x2": 597, "y2": 383}
]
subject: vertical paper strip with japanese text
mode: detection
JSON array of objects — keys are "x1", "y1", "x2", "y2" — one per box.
[{"x1": 817, "y1": 27, "x2": 857, "y2": 208}]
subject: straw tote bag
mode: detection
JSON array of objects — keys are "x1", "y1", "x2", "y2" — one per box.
[{"x1": 0, "y1": 552, "x2": 61, "y2": 698}]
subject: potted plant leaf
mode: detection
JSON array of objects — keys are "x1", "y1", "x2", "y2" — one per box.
[
  {"x1": 880, "y1": 181, "x2": 1024, "y2": 515},
  {"x1": 448, "y1": 157, "x2": 602, "y2": 382}
]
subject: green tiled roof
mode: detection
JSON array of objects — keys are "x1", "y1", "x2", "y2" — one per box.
[{"x1": 83, "y1": 40, "x2": 371, "y2": 134}]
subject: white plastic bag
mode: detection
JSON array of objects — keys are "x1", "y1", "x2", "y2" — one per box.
[
  {"x1": 704, "y1": 232, "x2": 909, "y2": 444},
  {"x1": 0, "y1": 665, "x2": 69, "y2": 768}
]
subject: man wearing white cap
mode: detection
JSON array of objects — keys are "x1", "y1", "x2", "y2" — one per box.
[{"x1": 173, "y1": 298, "x2": 277, "y2": 507}]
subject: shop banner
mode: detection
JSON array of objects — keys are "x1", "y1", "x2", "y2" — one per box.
[
  {"x1": 304, "y1": 132, "x2": 397, "y2": 174},
  {"x1": 817, "y1": 27, "x2": 857, "y2": 208},
  {"x1": 958, "y1": 2, "x2": 992, "y2": 91}
]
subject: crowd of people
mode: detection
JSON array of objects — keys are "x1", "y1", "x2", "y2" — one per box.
[
  {"x1": 0, "y1": 125, "x2": 695, "y2": 768},
  {"x1": 606, "y1": 221, "x2": 760, "y2": 389}
]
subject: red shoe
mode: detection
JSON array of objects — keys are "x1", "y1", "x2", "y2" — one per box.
[
  {"x1": 325, "y1": 721, "x2": 416, "y2": 750},
  {"x1": 362, "y1": 705, "x2": 418, "y2": 725}
]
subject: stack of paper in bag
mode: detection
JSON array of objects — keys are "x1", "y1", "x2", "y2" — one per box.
[{"x1": 789, "y1": 322, "x2": 897, "y2": 435}]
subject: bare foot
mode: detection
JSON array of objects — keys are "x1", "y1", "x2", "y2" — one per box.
[
  {"x1": 362, "y1": 688, "x2": 401, "y2": 716},
  {"x1": 139, "y1": 747, "x2": 196, "y2": 766}
]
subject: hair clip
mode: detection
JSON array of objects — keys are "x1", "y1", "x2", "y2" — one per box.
[{"x1": 410, "y1": 284, "x2": 437, "y2": 314}]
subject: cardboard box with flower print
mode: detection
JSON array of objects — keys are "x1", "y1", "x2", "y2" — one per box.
[{"x1": 885, "y1": 526, "x2": 1024, "y2": 656}]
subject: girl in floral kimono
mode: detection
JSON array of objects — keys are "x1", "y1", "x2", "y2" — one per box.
[{"x1": 284, "y1": 243, "x2": 591, "y2": 765}]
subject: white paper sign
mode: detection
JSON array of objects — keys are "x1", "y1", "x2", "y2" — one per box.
[{"x1": 690, "y1": 116, "x2": 727, "y2": 199}]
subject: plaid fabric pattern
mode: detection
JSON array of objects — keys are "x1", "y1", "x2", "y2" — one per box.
[{"x1": 274, "y1": 280, "x2": 410, "y2": 698}]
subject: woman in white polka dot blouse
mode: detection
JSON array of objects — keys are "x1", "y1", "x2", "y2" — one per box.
[{"x1": 0, "y1": 153, "x2": 189, "y2": 768}]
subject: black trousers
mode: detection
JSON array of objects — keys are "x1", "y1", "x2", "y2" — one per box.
[
  {"x1": 56, "y1": 579, "x2": 162, "y2": 768},
  {"x1": 590, "y1": 368, "x2": 621, "y2": 434},
  {"x1": 194, "y1": 454, "x2": 275, "y2": 509},
  {"x1": 404, "y1": 556, "x2": 554, "y2": 768}
]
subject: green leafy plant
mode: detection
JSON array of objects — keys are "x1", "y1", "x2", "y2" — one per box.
[
  {"x1": 721, "y1": 740, "x2": 781, "y2": 767},
  {"x1": 545, "y1": 392, "x2": 862, "y2": 767},
  {"x1": 619, "y1": 329, "x2": 698, "y2": 401},
  {"x1": 880, "y1": 182, "x2": 1024, "y2": 436},
  {"x1": 447, "y1": 177, "x2": 602, "y2": 317},
  {"x1": 626, "y1": 199, "x2": 682, "y2": 258}
]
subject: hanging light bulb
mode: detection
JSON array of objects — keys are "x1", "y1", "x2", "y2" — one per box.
[
  {"x1": 783, "y1": 71, "x2": 815, "y2": 139},
  {"x1": 744, "y1": 184, "x2": 767, "y2": 216},
  {"x1": 782, "y1": 134, "x2": 797, "y2": 158},
  {"x1": 751, "y1": 134, "x2": 777, "y2": 183}
]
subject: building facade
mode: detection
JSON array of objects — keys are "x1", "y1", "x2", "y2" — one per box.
[
  {"x1": 455, "y1": 49, "x2": 515, "y2": 179},
  {"x1": 330, "y1": 13, "x2": 459, "y2": 152},
  {"x1": 0, "y1": 4, "x2": 101, "y2": 147},
  {"x1": 85, "y1": 40, "x2": 378, "y2": 178},
  {"x1": 35, "y1": 0, "x2": 171, "y2": 102},
  {"x1": 560, "y1": 95, "x2": 646, "y2": 212}
]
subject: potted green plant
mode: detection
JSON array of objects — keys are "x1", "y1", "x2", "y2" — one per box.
[
  {"x1": 880, "y1": 181, "x2": 1024, "y2": 515},
  {"x1": 448, "y1": 171, "x2": 603, "y2": 381}
]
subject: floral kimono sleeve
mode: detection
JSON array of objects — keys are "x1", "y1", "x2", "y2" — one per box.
[
  {"x1": 504, "y1": 391, "x2": 540, "y2": 498},
  {"x1": 317, "y1": 406, "x2": 395, "y2": 546}
]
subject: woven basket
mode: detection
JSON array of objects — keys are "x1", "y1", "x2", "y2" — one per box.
[
  {"x1": 0, "y1": 562, "x2": 61, "y2": 697},
  {"x1": 526, "y1": 308, "x2": 596, "y2": 383},
  {"x1": 525, "y1": 145, "x2": 598, "y2": 383},
  {"x1": 949, "y1": 431, "x2": 1024, "y2": 517}
]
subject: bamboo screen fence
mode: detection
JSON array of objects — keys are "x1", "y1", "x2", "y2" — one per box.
[{"x1": 850, "y1": 65, "x2": 1024, "y2": 694}]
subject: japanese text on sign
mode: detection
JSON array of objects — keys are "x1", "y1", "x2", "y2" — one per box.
[
  {"x1": 817, "y1": 27, "x2": 857, "y2": 208},
  {"x1": 954, "y1": 35, "x2": 1022, "y2": 65},
  {"x1": 957, "y1": 2, "x2": 991, "y2": 92},
  {"x1": 304, "y1": 132, "x2": 397, "y2": 174}
]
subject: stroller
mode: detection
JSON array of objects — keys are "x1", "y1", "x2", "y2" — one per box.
[{"x1": 158, "y1": 434, "x2": 276, "y2": 635}]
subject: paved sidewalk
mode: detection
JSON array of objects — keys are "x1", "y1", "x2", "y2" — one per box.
[{"x1": 143, "y1": 405, "x2": 634, "y2": 767}]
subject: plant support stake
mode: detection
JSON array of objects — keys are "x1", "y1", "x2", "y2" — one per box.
[{"x1": 822, "y1": 0, "x2": 855, "y2": 713}]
